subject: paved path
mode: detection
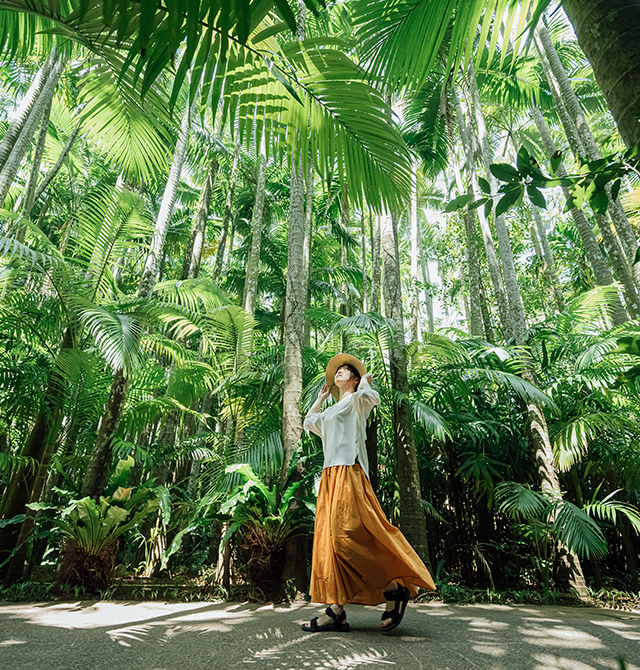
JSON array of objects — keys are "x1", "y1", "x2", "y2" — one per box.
[{"x1": 1, "y1": 600, "x2": 639, "y2": 669}]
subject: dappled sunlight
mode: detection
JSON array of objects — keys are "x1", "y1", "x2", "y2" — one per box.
[
  {"x1": 0, "y1": 600, "x2": 213, "y2": 629},
  {"x1": 1, "y1": 601, "x2": 639, "y2": 669},
  {"x1": 532, "y1": 654, "x2": 634, "y2": 670},
  {"x1": 590, "y1": 618, "x2": 640, "y2": 642},
  {"x1": 518, "y1": 623, "x2": 606, "y2": 649}
]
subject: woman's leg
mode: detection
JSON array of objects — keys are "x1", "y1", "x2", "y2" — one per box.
[
  {"x1": 306, "y1": 602, "x2": 344, "y2": 627},
  {"x1": 380, "y1": 581, "x2": 410, "y2": 631},
  {"x1": 302, "y1": 602, "x2": 349, "y2": 632}
]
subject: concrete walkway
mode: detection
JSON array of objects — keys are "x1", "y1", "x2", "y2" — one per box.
[{"x1": 1, "y1": 600, "x2": 639, "y2": 669}]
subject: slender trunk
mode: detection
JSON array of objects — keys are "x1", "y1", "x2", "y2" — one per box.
[
  {"x1": 281, "y1": 154, "x2": 306, "y2": 484},
  {"x1": 417, "y1": 220, "x2": 435, "y2": 333},
  {"x1": 19, "y1": 95, "x2": 52, "y2": 222},
  {"x1": 183, "y1": 157, "x2": 218, "y2": 280},
  {"x1": 0, "y1": 328, "x2": 73, "y2": 581},
  {"x1": 478, "y1": 276, "x2": 495, "y2": 343},
  {"x1": 561, "y1": 0, "x2": 640, "y2": 150},
  {"x1": 532, "y1": 107, "x2": 628, "y2": 325},
  {"x1": 448, "y1": 116, "x2": 483, "y2": 337},
  {"x1": 370, "y1": 212, "x2": 381, "y2": 312},
  {"x1": 82, "y1": 101, "x2": 192, "y2": 499},
  {"x1": 0, "y1": 46, "x2": 57, "y2": 171},
  {"x1": 242, "y1": 146, "x2": 267, "y2": 315},
  {"x1": 531, "y1": 205, "x2": 565, "y2": 313},
  {"x1": 409, "y1": 165, "x2": 420, "y2": 342},
  {"x1": 213, "y1": 143, "x2": 240, "y2": 279},
  {"x1": 31, "y1": 125, "x2": 80, "y2": 205},
  {"x1": 303, "y1": 161, "x2": 313, "y2": 348},
  {"x1": 536, "y1": 38, "x2": 640, "y2": 314},
  {"x1": 453, "y1": 85, "x2": 511, "y2": 339},
  {"x1": 535, "y1": 23, "x2": 638, "y2": 265},
  {"x1": 361, "y1": 209, "x2": 368, "y2": 314},
  {"x1": 139, "y1": 101, "x2": 191, "y2": 298},
  {"x1": 0, "y1": 55, "x2": 67, "y2": 206},
  {"x1": 467, "y1": 64, "x2": 527, "y2": 342},
  {"x1": 381, "y1": 210, "x2": 432, "y2": 568}
]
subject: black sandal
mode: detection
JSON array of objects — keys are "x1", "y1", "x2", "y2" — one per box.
[
  {"x1": 302, "y1": 606, "x2": 351, "y2": 632},
  {"x1": 381, "y1": 584, "x2": 410, "y2": 633}
]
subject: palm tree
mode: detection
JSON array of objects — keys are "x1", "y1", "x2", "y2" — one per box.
[{"x1": 561, "y1": 0, "x2": 640, "y2": 149}]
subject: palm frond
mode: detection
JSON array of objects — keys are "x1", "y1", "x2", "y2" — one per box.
[
  {"x1": 496, "y1": 481, "x2": 547, "y2": 519},
  {"x1": 551, "y1": 499, "x2": 608, "y2": 559}
]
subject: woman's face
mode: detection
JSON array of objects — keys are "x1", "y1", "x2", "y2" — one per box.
[{"x1": 334, "y1": 365, "x2": 359, "y2": 390}]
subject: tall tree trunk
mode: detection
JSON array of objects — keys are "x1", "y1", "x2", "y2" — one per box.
[
  {"x1": 453, "y1": 85, "x2": 511, "y2": 339},
  {"x1": 139, "y1": 101, "x2": 192, "y2": 298},
  {"x1": 417, "y1": 218, "x2": 435, "y2": 333},
  {"x1": 0, "y1": 46, "x2": 57, "y2": 172},
  {"x1": 409, "y1": 165, "x2": 420, "y2": 342},
  {"x1": 214, "y1": 142, "x2": 240, "y2": 279},
  {"x1": 448, "y1": 114, "x2": 484, "y2": 338},
  {"x1": 18, "y1": 96, "x2": 52, "y2": 222},
  {"x1": 303, "y1": 161, "x2": 314, "y2": 348},
  {"x1": 0, "y1": 54, "x2": 67, "y2": 206},
  {"x1": 560, "y1": 0, "x2": 640, "y2": 151},
  {"x1": 30, "y1": 125, "x2": 80, "y2": 205},
  {"x1": 532, "y1": 106, "x2": 629, "y2": 325},
  {"x1": 361, "y1": 209, "x2": 368, "y2": 314},
  {"x1": 467, "y1": 64, "x2": 527, "y2": 342},
  {"x1": 280, "y1": 156, "x2": 306, "y2": 484},
  {"x1": 370, "y1": 212, "x2": 381, "y2": 312},
  {"x1": 530, "y1": 204, "x2": 566, "y2": 313},
  {"x1": 0, "y1": 328, "x2": 73, "y2": 581},
  {"x1": 381, "y1": 210, "x2": 432, "y2": 568},
  {"x1": 535, "y1": 23, "x2": 638, "y2": 265},
  {"x1": 183, "y1": 156, "x2": 218, "y2": 280},
  {"x1": 81, "y1": 100, "x2": 192, "y2": 499},
  {"x1": 242, "y1": 146, "x2": 267, "y2": 315}
]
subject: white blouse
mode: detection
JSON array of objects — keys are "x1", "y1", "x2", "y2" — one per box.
[{"x1": 303, "y1": 376, "x2": 380, "y2": 478}]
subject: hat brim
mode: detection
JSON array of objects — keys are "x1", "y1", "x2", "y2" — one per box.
[{"x1": 325, "y1": 353, "x2": 367, "y2": 400}]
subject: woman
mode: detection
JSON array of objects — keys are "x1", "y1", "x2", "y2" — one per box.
[{"x1": 302, "y1": 353, "x2": 435, "y2": 634}]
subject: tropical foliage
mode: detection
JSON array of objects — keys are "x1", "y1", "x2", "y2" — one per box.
[{"x1": 0, "y1": 0, "x2": 639, "y2": 601}]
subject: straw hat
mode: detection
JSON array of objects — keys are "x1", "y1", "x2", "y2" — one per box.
[{"x1": 325, "y1": 353, "x2": 367, "y2": 400}]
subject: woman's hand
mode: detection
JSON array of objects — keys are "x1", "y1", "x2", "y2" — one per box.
[
  {"x1": 362, "y1": 372, "x2": 373, "y2": 386},
  {"x1": 317, "y1": 383, "x2": 331, "y2": 402}
]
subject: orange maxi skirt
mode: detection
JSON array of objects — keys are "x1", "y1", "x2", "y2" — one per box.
[{"x1": 310, "y1": 463, "x2": 436, "y2": 606}]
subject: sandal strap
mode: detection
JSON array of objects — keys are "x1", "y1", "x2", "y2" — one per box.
[{"x1": 324, "y1": 607, "x2": 346, "y2": 624}]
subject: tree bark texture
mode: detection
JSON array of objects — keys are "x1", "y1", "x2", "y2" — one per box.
[
  {"x1": 0, "y1": 54, "x2": 67, "y2": 206},
  {"x1": 0, "y1": 328, "x2": 73, "y2": 581},
  {"x1": 281, "y1": 155, "x2": 306, "y2": 485},
  {"x1": 0, "y1": 46, "x2": 57, "y2": 172},
  {"x1": 409, "y1": 166, "x2": 420, "y2": 342},
  {"x1": 531, "y1": 204, "x2": 566, "y2": 313},
  {"x1": 139, "y1": 100, "x2": 191, "y2": 298},
  {"x1": 370, "y1": 212, "x2": 381, "y2": 312},
  {"x1": 561, "y1": 0, "x2": 640, "y2": 150},
  {"x1": 532, "y1": 106, "x2": 628, "y2": 325},
  {"x1": 19, "y1": 95, "x2": 52, "y2": 222},
  {"x1": 467, "y1": 64, "x2": 528, "y2": 342},
  {"x1": 361, "y1": 209, "x2": 368, "y2": 314},
  {"x1": 80, "y1": 369, "x2": 130, "y2": 498},
  {"x1": 242, "y1": 148, "x2": 267, "y2": 315},
  {"x1": 31, "y1": 125, "x2": 80, "y2": 205},
  {"x1": 448, "y1": 113, "x2": 484, "y2": 338},
  {"x1": 183, "y1": 156, "x2": 219, "y2": 280},
  {"x1": 380, "y1": 210, "x2": 432, "y2": 568},
  {"x1": 453, "y1": 85, "x2": 512, "y2": 339},
  {"x1": 535, "y1": 22, "x2": 638, "y2": 265}
]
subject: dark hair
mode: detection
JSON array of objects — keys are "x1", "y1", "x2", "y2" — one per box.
[{"x1": 338, "y1": 363, "x2": 361, "y2": 390}]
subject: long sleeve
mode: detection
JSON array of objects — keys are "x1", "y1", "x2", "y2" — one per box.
[
  {"x1": 303, "y1": 411, "x2": 324, "y2": 438},
  {"x1": 353, "y1": 373, "x2": 380, "y2": 418}
]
